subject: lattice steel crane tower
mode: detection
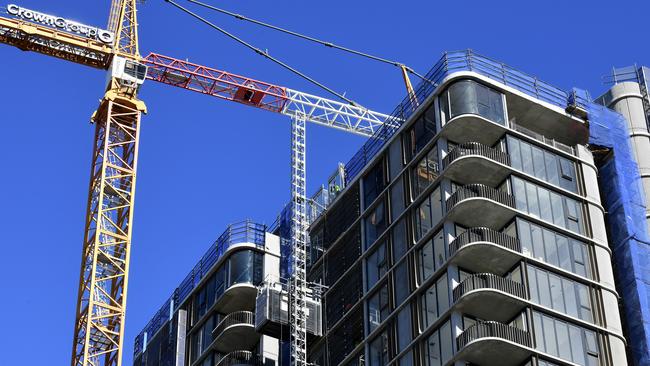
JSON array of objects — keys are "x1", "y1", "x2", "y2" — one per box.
[{"x1": 70, "y1": 1, "x2": 146, "y2": 365}]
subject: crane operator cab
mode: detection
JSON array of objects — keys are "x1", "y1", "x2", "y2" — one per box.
[{"x1": 108, "y1": 55, "x2": 148, "y2": 91}]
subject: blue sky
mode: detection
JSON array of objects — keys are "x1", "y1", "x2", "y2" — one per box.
[{"x1": 0, "y1": 0, "x2": 648, "y2": 364}]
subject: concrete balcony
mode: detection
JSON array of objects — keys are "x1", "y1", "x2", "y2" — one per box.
[
  {"x1": 215, "y1": 350, "x2": 265, "y2": 366},
  {"x1": 441, "y1": 114, "x2": 507, "y2": 146},
  {"x1": 455, "y1": 321, "x2": 533, "y2": 366},
  {"x1": 453, "y1": 273, "x2": 528, "y2": 323},
  {"x1": 215, "y1": 283, "x2": 258, "y2": 314},
  {"x1": 212, "y1": 311, "x2": 259, "y2": 353},
  {"x1": 448, "y1": 227, "x2": 521, "y2": 275},
  {"x1": 445, "y1": 184, "x2": 516, "y2": 229},
  {"x1": 442, "y1": 142, "x2": 511, "y2": 187}
]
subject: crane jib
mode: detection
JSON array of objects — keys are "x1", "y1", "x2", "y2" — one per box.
[{"x1": 6, "y1": 4, "x2": 114, "y2": 44}]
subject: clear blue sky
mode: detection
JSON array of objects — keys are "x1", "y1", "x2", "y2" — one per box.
[{"x1": 0, "y1": 0, "x2": 648, "y2": 364}]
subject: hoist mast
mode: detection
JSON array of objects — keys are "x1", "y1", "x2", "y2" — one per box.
[{"x1": 71, "y1": 1, "x2": 146, "y2": 365}]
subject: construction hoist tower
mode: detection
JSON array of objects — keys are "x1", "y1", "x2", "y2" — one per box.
[{"x1": 71, "y1": 1, "x2": 147, "y2": 365}]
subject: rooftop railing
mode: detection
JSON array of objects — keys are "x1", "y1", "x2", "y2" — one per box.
[
  {"x1": 453, "y1": 273, "x2": 528, "y2": 303},
  {"x1": 443, "y1": 142, "x2": 511, "y2": 168},
  {"x1": 133, "y1": 220, "x2": 267, "y2": 356},
  {"x1": 457, "y1": 321, "x2": 532, "y2": 350},
  {"x1": 448, "y1": 227, "x2": 520, "y2": 256},
  {"x1": 344, "y1": 49, "x2": 588, "y2": 185}
]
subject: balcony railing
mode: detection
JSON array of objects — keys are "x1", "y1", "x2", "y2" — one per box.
[
  {"x1": 457, "y1": 321, "x2": 532, "y2": 350},
  {"x1": 134, "y1": 220, "x2": 267, "y2": 356},
  {"x1": 443, "y1": 142, "x2": 511, "y2": 168},
  {"x1": 216, "y1": 350, "x2": 265, "y2": 366},
  {"x1": 510, "y1": 121, "x2": 575, "y2": 155},
  {"x1": 445, "y1": 184, "x2": 515, "y2": 212},
  {"x1": 453, "y1": 273, "x2": 528, "y2": 302},
  {"x1": 448, "y1": 227, "x2": 520, "y2": 255},
  {"x1": 213, "y1": 311, "x2": 255, "y2": 337}
]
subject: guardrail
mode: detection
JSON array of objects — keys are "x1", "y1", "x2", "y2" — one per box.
[
  {"x1": 453, "y1": 273, "x2": 528, "y2": 302},
  {"x1": 445, "y1": 184, "x2": 515, "y2": 213},
  {"x1": 448, "y1": 227, "x2": 520, "y2": 255},
  {"x1": 215, "y1": 350, "x2": 265, "y2": 366},
  {"x1": 443, "y1": 142, "x2": 511, "y2": 168},
  {"x1": 457, "y1": 321, "x2": 532, "y2": 350},
  {"x1": 510, "y1": 122, "x2": 575, "y2": 155},
  {"x1": 213, "y1": 311, "x2": 255, "y2": 338},
  {"x1": 344, "y1": 49, "x2": 588, "y2": 185},
  {"x1": 134, "y1": 220, "x2": 267, "y2": 356}
]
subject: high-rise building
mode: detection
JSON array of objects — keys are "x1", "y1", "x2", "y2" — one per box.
[
  {"x1": 132, "y1": 221, "x2": 282, "y2": 366},
  {"x1": 132, "y1": 51, "x2": 650, "y2": 366}
]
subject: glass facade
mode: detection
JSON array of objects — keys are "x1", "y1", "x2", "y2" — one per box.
[
  {"x1": 135, "y1": 65, "x2": 627, "y2": 366},
  {"x1": 533, "y1": 311, "x2": 600, "y2": 365},
  {"x1": 305, "y1": 77, "x2": 619, "y2": 366},
  {"x1": 439, "y1": 79, "x2": 506, "y2": 125},
  {"x1": 512, "y1": 176, "x2": 585, "y2": 235}
]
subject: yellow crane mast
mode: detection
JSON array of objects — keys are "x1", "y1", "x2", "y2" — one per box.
[{"x1": 71, "y1": 1, "x2": 146, "y2": 365}]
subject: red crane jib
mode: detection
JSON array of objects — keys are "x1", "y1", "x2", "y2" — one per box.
[{"x1": 142, "y1": 52, "x2": 289, "y2": 113}]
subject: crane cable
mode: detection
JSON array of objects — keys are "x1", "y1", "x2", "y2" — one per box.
[
  {"x1": 185, "y1": 0, "x2": 437, "y2": 88},
  {"x1": 164, "y1": 0, "x2": 361, "y2": 107}
]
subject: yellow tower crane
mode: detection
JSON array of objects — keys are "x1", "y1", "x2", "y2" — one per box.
[{"x1": 70, "y1": 1, "x2": 146, "y2": 365}]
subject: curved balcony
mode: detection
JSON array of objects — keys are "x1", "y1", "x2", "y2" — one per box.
[
  {"x1": 215, "y1": 283, "x2": 259, "y2": 314},
  {"x1": 455, "y1": 321, "x2": 532, "y2": 366},
  {"x1": 212, "y1": 311, "x2": 259, "y2": 353},
  {"x1": 442, "y1": 142, "x2": 511, "y2": 187},
  {"x1": 448, "y1": 227, "x2": 521, "y2": 275},
  {"x1": 445, "y1": 184, "x2": 516, "y2": 229},
  {"x1": 215, "y1": 350, "x2": 265, "y2": 366},
  {"x1": 453, "y1": 273, "x2": 528, "y2": 322},
  {"x1": 441, "y1": 114, "x2": 507, "y2": 146}
]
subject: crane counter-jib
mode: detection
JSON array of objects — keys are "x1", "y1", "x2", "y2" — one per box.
[{"x1": 0, "y1": 15, "x2": 113, "y2": 69}]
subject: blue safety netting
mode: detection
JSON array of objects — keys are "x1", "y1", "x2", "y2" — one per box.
[{"x1": 579, "y1": 88, "x2": 650, "y2": 366}]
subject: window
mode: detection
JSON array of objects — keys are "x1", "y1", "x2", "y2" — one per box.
[
  {"x1": 389, "y1": 138, "x2": 404, "y2": 180},
  {"x1": 397, "y1": 304, "x2": 413, "y2": 352},
  {"x1": 398, "y1": 350, "x2": 413, "y2": 366},
  {"x1": 394, "y1": 259, "x2": 410, "y2": 306},
  {"x1": 507, "y1": 135, "x2": 578, "y2": 193},
  {"x1": 392, "y1": 218, "x2": 408, "y2": 261},
  {"x1": 418, "y1": 230, "x2": 445, "y2": 283},
  {"x1": 517, "y1": 218, "x2": 591, "y2": 278},
  {"x1": 367, "y1": 240, "x2": 389, "y2": 290},
  {"x1": 411, "y1": 145, "x2": 439, "y2": 198},
  {"x1": 405, "y1": 105, "x2": 437, "y2": 161},
  {"x1": 512, "y1": 177, "x2": 584, "y2": 234},
  {"x1": 440, "y1": 79, "x2": 505, "y2": 125},
  {"x1": 419, "y1": 273, "x2": 448, "y2": 330},
  {"x1": 391, "y1": 177, "x2": 406, "y2": 220},
  {"x1": 423, "y1": 320, "x2": 453, "y2": 366},
  {"x1": 229, "y1": 250, "x2": 263, "y2": 286},
  {"x1": 369, "y1": 330, "x2": 390, "y2": 366},
  {"x1": 364, "y1": 160, "x2": 386, "y2": 208},
  {"x1": 413, "y1": 186, "x2": 443, "y2": 242},
  {"x1": 368, "y1": 283, "x2": 390, "y2": 332},
  {"x1": 364, "y1": 200, "x2": 388, "y2": 248},
  {"x1": 533, "y1": 311, "x2": 600, "y2": 366}
]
